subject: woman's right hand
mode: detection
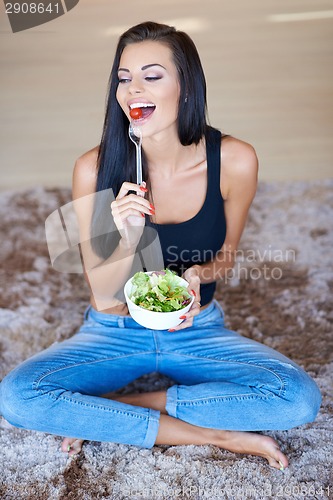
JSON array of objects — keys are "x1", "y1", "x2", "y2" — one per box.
[{"x1": 110, "y1": 181, "x2": 154, "y2": 250}]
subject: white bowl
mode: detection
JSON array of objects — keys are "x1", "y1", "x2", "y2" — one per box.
[{"x1": 124, "y1": 272, "x2": 194, "y2": 330}]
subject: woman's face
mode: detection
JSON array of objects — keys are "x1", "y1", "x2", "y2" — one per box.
[{"x1": 116, "y1": 41, "x2": 180, "y2": 138}]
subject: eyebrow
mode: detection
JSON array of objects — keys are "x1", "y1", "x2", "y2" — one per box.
[{"x1": 117, "y1": 63, "x2": 166, "y2": 73}]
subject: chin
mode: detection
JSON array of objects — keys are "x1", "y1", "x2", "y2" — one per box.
[{"x1": 144, "y1": 121, "x2": 178, "y2": 139}]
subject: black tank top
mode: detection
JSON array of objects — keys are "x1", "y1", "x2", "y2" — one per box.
[{"x1": 149, "y1": 127, "x2": 226, "y2": 306}]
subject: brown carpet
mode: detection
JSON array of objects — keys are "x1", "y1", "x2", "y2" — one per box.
[{"x1": 0, "y1": 181, "x2": 332, "y2": 499}]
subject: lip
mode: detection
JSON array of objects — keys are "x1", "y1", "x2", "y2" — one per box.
[
  {"x1": 127, "y1": 99, "x2": 156, "y2": 124},
  {"x1": 127, "y1": 99, "x2": 155, "y2": 109},
  {"x1": 129, "y1": 112, "x2": 154, "y2": 125}
]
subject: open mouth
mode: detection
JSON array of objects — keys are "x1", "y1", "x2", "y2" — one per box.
[{"x1": 129, "y1": 102, "x2": 156, "y2": 120}]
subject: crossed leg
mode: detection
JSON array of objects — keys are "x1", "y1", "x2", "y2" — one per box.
[{"x1": 61, "y1": 390, "x2": 287, "y2": 470}]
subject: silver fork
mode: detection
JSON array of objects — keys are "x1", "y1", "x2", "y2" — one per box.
[{"x1": 128, "y1": 122, "x2": 143, "y2": 185}]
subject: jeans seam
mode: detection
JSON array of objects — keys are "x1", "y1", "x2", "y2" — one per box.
[
  {"x1": 152, "y1": 331, "x2": 160, "y2": 372},
  {"x1": 32, "y1": 351, "x2": 158, "y2": 389},
  {"x1": 174, "y1": 393, "x2": 276, "y2": 405},
  {"x1": 83, "y1": 305, "x2": 92, "y2": 321},
  {"x1": 42, "y1": 390, "x2": 152, "y2": 420},
  {"x1": 140, "y1": 409, "x2": 160, "y2": 448},
  {"x1": 162, "y1": 352, "x2": 286, "y2": 396}
]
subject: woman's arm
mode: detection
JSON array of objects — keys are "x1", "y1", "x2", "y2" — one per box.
[
  {"x1": 187, "y1": 137, "x2": 258, "y2": 285},
  {"x1": 72, "y1": 148, "x2": 151, "y2": 311}
]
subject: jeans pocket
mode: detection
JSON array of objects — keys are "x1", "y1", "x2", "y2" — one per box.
[{"x1": 193, "y1": 300, "x2": 225, "y2": 327}]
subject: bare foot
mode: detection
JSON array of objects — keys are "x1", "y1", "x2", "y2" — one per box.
[
  {"x1": 214, "y1": 430, "x2": 288, "y2": 470},
  {"x1": 155, "y1": 414, "x2": 288, "y2": 470},
  {"x1": 60, "y1": 427, "x2": 287, "y2": 469},
  {"x1": 61, "y1": 437, "x2": 84, "y2": 456}
]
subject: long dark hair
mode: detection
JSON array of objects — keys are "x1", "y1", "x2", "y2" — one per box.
[{"x1": 92, "y1": 21, "x2": 211, "y2": 258}]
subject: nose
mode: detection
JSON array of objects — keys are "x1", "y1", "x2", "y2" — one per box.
[{"x1": 128, "y1": 76, "x2": 144, "y2": 95}]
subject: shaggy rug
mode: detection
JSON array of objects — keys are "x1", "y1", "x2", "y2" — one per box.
[{"x1": 0, "y1": 180, "x2": 332, "y2": 499}]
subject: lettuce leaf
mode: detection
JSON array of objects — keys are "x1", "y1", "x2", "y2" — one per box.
[{"x1": 129, "y1": 269, "x2": 192, "y2": 312}]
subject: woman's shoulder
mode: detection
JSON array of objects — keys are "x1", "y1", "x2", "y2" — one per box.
[
  {"x1": 72, "y1": 145, "x2": 100, "y2": 198},
  {"x1": 221, "y1": 135, "x2": 257, "y2": 167},
  {"x1": 75, "y1": 145, "x2": 100, "y2": 176},
  {"x1": 219, "y1": 135, "x2": 258, "y2": 199}
]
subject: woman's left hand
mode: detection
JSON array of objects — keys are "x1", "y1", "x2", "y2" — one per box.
[{"x1": 168, "y1": 266, "x2": 201, "y2": 331}]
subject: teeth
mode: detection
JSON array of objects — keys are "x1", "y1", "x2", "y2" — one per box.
[{"x1": 129, "y1": 103, "x2": 155, "y2": 109}]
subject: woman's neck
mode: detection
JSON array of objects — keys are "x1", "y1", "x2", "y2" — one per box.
[{"x1": 142, "y1": 128, "x2": 204, "y2": 178}]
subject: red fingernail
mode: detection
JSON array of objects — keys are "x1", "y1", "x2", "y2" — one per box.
[
  {"x1": 191, "y1": 289, "x2": 196, "y2": 297},
  {"x1": 179, "y1": 315, "x2": 186, "y2": 319},
  {"x1": 150, "y1": 209, "x2": 155, "y2": 214},
  {"x1": 141, "y1": 213, "x2": 145, "y2": 217},
  {"x1": 149, "y1": 204, "x2": 155, "y2": 210},
  {"x1": 140, "y1": 186, "x2": 148, "y2": 192},
  {"x1": 168, "y1": 329, "x2": 176, "y2": 332}
]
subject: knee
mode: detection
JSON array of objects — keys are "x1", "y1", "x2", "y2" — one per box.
[
  {"x1": 280, "y1": 365, "x2": 321, "y2": 429},
  {"x1": 0, "y1": 366, "x2": 36, "y2": 427}
]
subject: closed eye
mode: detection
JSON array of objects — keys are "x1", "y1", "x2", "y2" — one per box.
[{"x1": 145, "y1": 76, "x2": 162, "y2": 81}]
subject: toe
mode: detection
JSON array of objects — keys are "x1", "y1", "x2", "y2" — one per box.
[
  {"x1": 267, "y1": 447, "x2": 288, "y2": 470},
  {"x1": 61, "y1": 437, "x2": 72, "y2": 453},
  {"x1": 68, "y1": 439, "x2": 84, "y2": 456},
  {"x1": 61, "y1": 437, "x2": 83, "y2": 455},
  {"x1": 267, "y1": 456, "x2": 284, "y2": 470}
]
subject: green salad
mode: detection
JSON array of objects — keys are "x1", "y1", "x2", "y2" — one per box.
[{"x1": 129, "y1": 269, "x2": 192, "y2": 312}]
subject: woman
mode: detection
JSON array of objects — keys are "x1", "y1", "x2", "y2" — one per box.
[{"x1": 0, "y1": 22, "x2": 321, "y2": 470}]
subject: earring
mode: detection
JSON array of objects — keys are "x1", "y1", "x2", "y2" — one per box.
[{"x1": 185, "y1": 96, "x2": 188, "y2": 103}]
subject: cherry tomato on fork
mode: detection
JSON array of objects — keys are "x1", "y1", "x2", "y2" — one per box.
[{"x1": 129, "y1": 108, "x2": 143, "y2": 120}]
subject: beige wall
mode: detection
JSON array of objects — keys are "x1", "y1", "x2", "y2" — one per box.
[{"x1": 0, "y1": 0, "x2": 332, "y2": 189}]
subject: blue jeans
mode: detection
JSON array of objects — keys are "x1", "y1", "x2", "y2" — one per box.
[{"x1": 0, "y1": 301, "x2": 321, "y2": 448}]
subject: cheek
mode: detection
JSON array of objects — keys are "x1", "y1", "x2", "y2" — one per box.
[
  {"x1": 161, "y1": 83, "x2": 180, "y2": 115},
  {"x1": 115, "y1": 87, "x2": 121, "y2": 106},
  {"x1": 116, "y1": 86, "x2": 126, "y2": 111},
  {"x1": 170, "y1": 82, "x2": 181, "y2": 112}
]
